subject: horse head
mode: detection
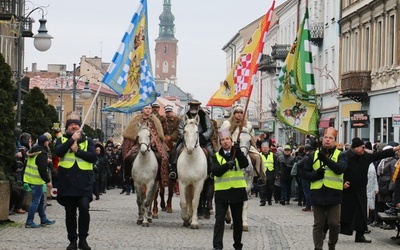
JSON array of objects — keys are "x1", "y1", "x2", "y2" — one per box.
[
  {"x1": 237, "y1": 128, "x2": 252, "y2": 156},
  {"x1": 137, "y1": 122, "x2": 151, "y2": 154},
  {"x1": 183, "y1": 114, "x2": 200, "y2": 154}
]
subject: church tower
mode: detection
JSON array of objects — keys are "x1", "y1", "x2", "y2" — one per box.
[{"x1": 155, "y1": 0, "x2": 178, "y2": 82}]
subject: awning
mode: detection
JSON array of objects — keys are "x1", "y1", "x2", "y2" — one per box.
[
  {"x1": 319, "y1": 118, "x2": 331, "y2": 128},
  {"x1": 319, "y1": 114, "x2": 336, "y2": 128}
]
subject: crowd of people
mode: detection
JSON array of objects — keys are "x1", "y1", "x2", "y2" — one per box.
[{"x1": 9, "y1": 102, "x2": 400, "y2": 250}]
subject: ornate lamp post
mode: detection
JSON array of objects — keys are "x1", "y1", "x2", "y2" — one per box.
[{"x1": 16, "y1": 0, "x2": 53, "y2": 128}]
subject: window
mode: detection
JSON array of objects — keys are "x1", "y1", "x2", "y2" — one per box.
[{"x1": 389, "y1": 15, "x2": 395, "y2": 66}]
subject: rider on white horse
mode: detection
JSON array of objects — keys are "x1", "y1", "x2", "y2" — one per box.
[
  {"x1": 121, "y1": 104, "x2": 169, "y2": 187},
  {"x1": 170, "y1": 100, "x2": 214, "y2": 179}
]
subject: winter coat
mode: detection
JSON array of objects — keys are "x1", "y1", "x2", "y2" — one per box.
[
  {"x1": 54, "y1": 134, "x2": 97, "y2": 206},
  {"x1": 301, "y1": 148, "x2": 347, "y2": 206},
  {"x1": 211, "y1": 147, "x2": 249, "y2": 204},
  {"x1": 376, "y1": 156, "x2": 397, "y2": 202},
  {"x1": 366, "y1": 163, "x2": 378, "y2": 210},
  {"x1": 340, "y1": 148, "x2": 395, "y2": 235}
]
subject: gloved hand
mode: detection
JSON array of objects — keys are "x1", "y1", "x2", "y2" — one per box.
[
  {"x1": 315, "y1": 167, "x2": 325, "y2": 179},
  {"x1": 227, "y1": 160, "x2": 235, "y2": 170},
  {"x1": 318, "y1": 152, "x2": 327, "y2": 162}
]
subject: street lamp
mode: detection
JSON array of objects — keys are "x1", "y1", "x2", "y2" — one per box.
[
  {"x1": 16, "y1": 1, "x2": 53, "y2": 128},
  {"x1": 72, "y1": 63, "x2": 92, "y2": 111},
  {"x1": 54, "y1": 78, "x2": 70, "y2": 126}
]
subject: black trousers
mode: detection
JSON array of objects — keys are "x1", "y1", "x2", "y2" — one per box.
[
  {"x1": 63, "y1": 196, "x2": 91, "y2": 242},
  {"x1": 213, "y1": 201, "x2": 244, "y2": 250}
]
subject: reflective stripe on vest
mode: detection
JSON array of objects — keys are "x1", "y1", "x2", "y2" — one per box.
[
  {"x1": 214, "y1": 153, "x2": 247, "y2": 191},
  {"x1": 59, "y1": 137, "x2": 92, "y2": 170},
  {"x1": 23, "y1": 153, "x2": 45, "y2": 185},
  {"x1": 310, "y1": 149, "x2": 343, "y2": 190},
  {"x1": 260, "y1": 153, "x2": 274, "y2": 172}
]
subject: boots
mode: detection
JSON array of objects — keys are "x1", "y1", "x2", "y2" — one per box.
[
  {"x1": 78, "y1": 237, "x2": 91, "y2": 250},
  {"x1": 385, "y1": 207, "x2": 398, "y2": 215},
  {"x1": 66, "y1": 241, "x2": 77, "y2": 250}
]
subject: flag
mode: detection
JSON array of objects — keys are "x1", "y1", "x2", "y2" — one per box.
[
  {"x1": 276, "y1": 8, "x2": 319, "y2": 135},
  {"x1": 102, "y1": 0, "x2": 159, "y2": 114},
  {"x1": 207, "y1": 0, "x2": 276, "y2": 107}
]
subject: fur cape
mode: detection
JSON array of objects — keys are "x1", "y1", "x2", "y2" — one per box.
[{"x1": 123, "y1": 114, "x2": 165, "y2": 141}]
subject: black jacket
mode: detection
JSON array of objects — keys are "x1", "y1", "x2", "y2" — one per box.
[
  {"x1": 302, "y1": 148, "x2": 347, "y2": 205},
  {"x1": 211, "y1": 146, "x2": 249, "y2": 204}
]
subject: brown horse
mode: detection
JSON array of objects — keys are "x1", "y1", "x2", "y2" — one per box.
[{"x1": 152, "y1": 139, "x2": 177, "y2": 218}]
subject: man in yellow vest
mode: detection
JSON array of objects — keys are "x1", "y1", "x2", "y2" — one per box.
[
  {"x1": 259, "y1": 141, "x2": 278, "y2": 206},
  {"x1": 24, "y1": 134, "x2": 55, "y2": 228},
  {"x1": 302, "y1": 127, "x2": 347, "y2": 250},
  {"x1": 54, "y1": 111, "x2": 97, "y2": 250},
  {"x1": 211, "y1": 129, "x2": 248, "y2": 250}
]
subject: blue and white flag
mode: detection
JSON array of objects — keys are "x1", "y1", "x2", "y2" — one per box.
[{"x1": 102, "y1": 0, "x2": 159, "y2": 113}]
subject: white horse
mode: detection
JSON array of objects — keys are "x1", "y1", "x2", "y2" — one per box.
[
  {"x1": 131, "y1": 122, "x2": 159, "y2": 227},
  {"x1": 225, "y1": 128, "x2": 256, "y2": 231},
  {"x1": 177, "y1": 115, "x2": 208, "y2": 229}
]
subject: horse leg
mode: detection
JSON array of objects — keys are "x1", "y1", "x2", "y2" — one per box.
[
  {"x1": 225, "y1": 207, "x2": 231, "y2": 225},
  {"x1": 143, "y1": 181, "x2": 158, "y2": 227},
  {"x1": 242, "y1": 200, "x2": 249, "y2": 232},
  {"x1": 166, "y1": 180, "x2": 175, "y2": 213},
  {"x1": 160, "y1": 185, "x2": 166, "y2": 211},
  {"x1": 179, "y1": 182, "x2": 190, "y2": 227},
  {"x1": 152, "y1": 185, "x2": 159, "y2": 219},
  {"x1": 190, "y1": 181, "x2": 204, "y2": 229},
  {"x1": 135, "y1": 183, "x2": 144, "y2": 225}
]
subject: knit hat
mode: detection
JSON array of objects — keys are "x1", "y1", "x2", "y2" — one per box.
[
  {"x1": 43, "y1": 132, "x2": 52, "y2": 141},
  {"x1": 218, "y1": 129, "x2": 231, "y2": 139},
  {"x1": 65, "y1": 111, "x2": 81, "y2": 128},
  {"x1": 351, "y1": 137, "x2": 364, "y2": 148},
  {"x1": 38, "y1": 135, "x2": 49, "y2": 145},
  {"x1": 233, "y1": 105, "x2": 244, "y2": 114}
]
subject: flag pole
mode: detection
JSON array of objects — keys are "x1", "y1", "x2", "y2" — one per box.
[{"x1": 81, "y1": 82, "x2": 103, "y2": 129}]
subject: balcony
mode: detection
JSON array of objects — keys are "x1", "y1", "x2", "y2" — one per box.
[
  {"x1": 271, "y1": 44, "x2": 290, "y2": 61},
  {"x1": 258, "y1": 54, "x2": 276, "y2": 73},
  {"x1": 0, "y1": 0, "x2": 17, "y2": 20},
  {"x1": 340, "y1": 70, "x2": 371, "y2": 102},
  {"x1": 310, "y1": 22, "x2": 324, "y2": 46}
]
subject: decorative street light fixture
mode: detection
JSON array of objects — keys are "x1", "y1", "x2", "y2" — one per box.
[
  {"x1": 54, "y1": 78, "x2": 70, "y2": 126},
  {"x1": 72, "y1": 63, "x2": 92, "y2": 111},
  {"x1": 16, "y1": 0, "x2": 53, "y2": 128}
]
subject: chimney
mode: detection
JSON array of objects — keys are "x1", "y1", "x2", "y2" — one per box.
[{"x1": 32, "y1": 63, "x2": 37, "y2": 72}]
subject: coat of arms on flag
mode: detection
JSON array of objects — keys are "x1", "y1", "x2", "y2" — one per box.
[{"x1": 102, "y1": 0, "x2": 159, "y2": 114}]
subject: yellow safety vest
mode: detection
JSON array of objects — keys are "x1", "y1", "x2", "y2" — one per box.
[
  {"x1": 260, "y1": 153, "x2": 274, "y2": 172},
  {"x1": 310, "y1": 149, "x2": 343, "y2": 190},
  {"x1": 24, "y1": 153, "x2": 45, "y2": 185},
  {"x1": 214, "y1": 153, "x2": 247, "y2": 191},
  {"x1": 59, "y1": 137, "x2": 92, "y2": 170}
]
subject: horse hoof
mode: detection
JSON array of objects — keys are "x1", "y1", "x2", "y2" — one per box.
[
  {"x1": 166, "y1": 208, "x2": 173, "y2": 213},
  {"x1": 136, "y1": 219, "x2": 143, "y2": 225},
  {"x1": 190, "y1": 224, "x2": 199, "y2": 229},
  {"x1": 152, "y1": 213, "x2": 158, "y2": 219},
  {"x1": 142, "y1": 222, "x2": 149, "y2": 227},
  {"x1": 225, "y1": 219, "x2": 231, "y2": 224},
  {"x1": 198, "y1": 215, "x2": 204, "y2": 219},
  {"x1": 243, "y1": 225, "x2": 249, "y2": 232},
  {"x1": 161, "y1": 207, "x2": 167, "y2": 212},
  {"x1": 148, "y1": 218, "x2": 152, "y2": 223},
  {"x1": 183, "y1": 221, "x2": 190, "y2": 227}
]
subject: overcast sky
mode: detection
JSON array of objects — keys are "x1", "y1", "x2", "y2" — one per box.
[{"x1": 25, "y1": 0, "x2": 285, "y2": 104}]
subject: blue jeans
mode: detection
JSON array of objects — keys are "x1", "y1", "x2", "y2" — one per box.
[{"x1": 26, "y1": 184, "x2": 47, "y2": 224}]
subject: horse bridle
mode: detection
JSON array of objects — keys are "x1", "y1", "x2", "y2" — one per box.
[
  {"x1": 138, "y1": 127, "x2": 151, "y2": 152},
  {"x1": 183, "y1": 128, "x2": 199, "y2": 150}
]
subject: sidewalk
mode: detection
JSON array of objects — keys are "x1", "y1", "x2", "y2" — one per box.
[{"x1": 1, "y1": 189, "x2": 399, "y2": 249}]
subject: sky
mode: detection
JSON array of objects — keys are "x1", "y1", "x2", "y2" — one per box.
[{"x1": 24, "y1": 0, "x2": 285, "y2": 105}]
